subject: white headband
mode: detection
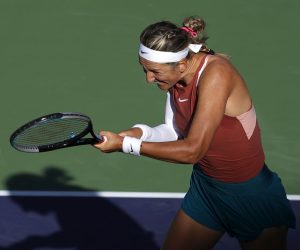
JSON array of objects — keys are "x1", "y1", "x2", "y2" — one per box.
[{"x1": 139, "y1": 43, "x2": 203, "y2": 63}]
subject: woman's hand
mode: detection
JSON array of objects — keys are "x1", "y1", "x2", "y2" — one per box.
[{"x1": 93, "y1": 131, "x2": 123, "y2": 153}]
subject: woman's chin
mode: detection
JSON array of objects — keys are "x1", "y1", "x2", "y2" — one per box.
[{"x1": 156, "y1": 82, "x2": 170, "y2": 91}]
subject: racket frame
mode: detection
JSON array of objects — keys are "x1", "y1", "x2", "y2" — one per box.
[{"x1": 10, "y1": 112, "x2": 102, "y2": 153}]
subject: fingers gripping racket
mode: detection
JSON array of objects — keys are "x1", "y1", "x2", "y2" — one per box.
[{"x1": 10, "y1": 112, "x2": 104, "y2": 153}]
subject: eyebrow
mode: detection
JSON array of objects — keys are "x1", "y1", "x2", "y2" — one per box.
[
  {"x1": 140, "y1": 64, "x2": 162, "y2": 73},
  {"x1": 139, "y1": 59, "x2": 166, "y2": 73}
]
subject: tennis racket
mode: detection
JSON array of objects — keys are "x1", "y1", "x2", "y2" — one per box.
[{"x1": 10, "y1": 112, "x2": 104, "y2": 153}]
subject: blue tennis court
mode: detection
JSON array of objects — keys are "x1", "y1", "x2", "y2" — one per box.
[{"x1": 0, "y1": 192, "x2": 299, "y2": 249}]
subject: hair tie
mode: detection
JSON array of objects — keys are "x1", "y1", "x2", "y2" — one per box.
[{"x1": 180, "y1": 26, "x2": 197, "y2": 38}]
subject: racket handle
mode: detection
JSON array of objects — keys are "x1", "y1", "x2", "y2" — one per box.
[
  {"x1": 76, "y1": 133, "x2": 105, "y2": 145},
  {"x1": 93, "y1": 133, "x2": 107, "y2": 144}
]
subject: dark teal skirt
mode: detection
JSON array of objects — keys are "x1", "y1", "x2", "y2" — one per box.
[{"x1": 181, "y1": 164, "x2": 296, "y2": 241}]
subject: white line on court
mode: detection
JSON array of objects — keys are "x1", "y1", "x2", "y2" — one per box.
[
  {"x1": 0, "y1": 191, "x2": 185, "y2": 198},
  {"x1": 0, "y1": 191, "x2": 299, "y2": 200}
]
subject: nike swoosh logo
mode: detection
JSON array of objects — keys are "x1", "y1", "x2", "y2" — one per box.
[
  {"x1": 178, "y1": 98, "x2": 189, "y2": 102},
  {"x1": 140, "y1": 51, "x2": 147, "y2": 54}
]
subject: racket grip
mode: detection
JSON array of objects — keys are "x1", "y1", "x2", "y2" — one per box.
[{"x1": 94, "y1": 134, "x2": 107, "y2": 143}]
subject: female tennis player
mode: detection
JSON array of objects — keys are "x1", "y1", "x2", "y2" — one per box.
[{"x1": 94, "y1": 16, "x2": 296, "y2": 250}]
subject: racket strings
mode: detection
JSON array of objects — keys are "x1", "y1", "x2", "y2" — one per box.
[{"x1": 13, "y1": 119, "x2": 89, "y2": 147}]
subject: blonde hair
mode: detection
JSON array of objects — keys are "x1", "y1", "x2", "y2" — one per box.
[{"x1": 140, "y1": 15, "x2": 214, "y2": 55}]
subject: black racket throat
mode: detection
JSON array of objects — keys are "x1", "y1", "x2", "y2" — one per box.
[{"x1": 10, "y1": 112, "x2": 102, "y2": 153}]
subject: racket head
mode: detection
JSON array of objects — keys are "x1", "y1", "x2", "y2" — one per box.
[{"x1": 10, "y1": 112, "x2": 100, "y2": 153}]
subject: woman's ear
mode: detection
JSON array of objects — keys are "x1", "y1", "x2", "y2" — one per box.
[{"x1": 178, "y1": 60, "x2": 188, "y2": 73}]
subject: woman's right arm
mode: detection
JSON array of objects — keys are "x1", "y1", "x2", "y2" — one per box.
[{"x1": 119, "y1": 92, "x2": 178, "y2": 142}]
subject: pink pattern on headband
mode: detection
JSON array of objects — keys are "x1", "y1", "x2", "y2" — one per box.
[{"x1": 181, "y1": 26, "x2": 197, "y2": 37}]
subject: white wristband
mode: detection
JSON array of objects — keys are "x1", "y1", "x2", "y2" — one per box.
[{"x1": 122, "y1": 136, "x2": 142, "y2": 156}]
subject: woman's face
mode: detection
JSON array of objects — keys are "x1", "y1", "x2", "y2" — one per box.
[{"x1": 139, "y1": 57, "x2": 182, "y2": 91}]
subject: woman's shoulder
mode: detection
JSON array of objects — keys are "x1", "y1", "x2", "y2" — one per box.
[
  {"x1": 202, "y1": 53, "x2": 236, "y2": 79},
  {"x1": 206, "y1": 53, "x2": 233, "y2": 68}
]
